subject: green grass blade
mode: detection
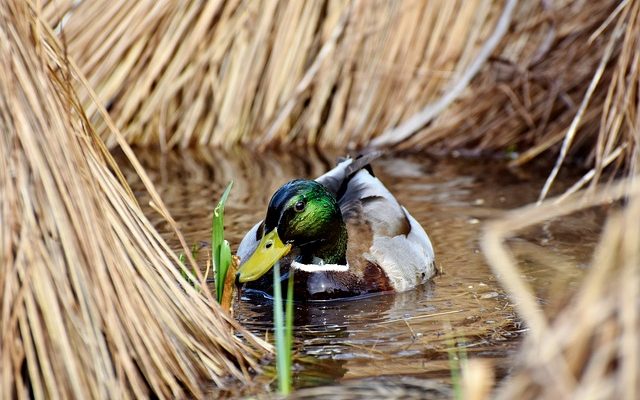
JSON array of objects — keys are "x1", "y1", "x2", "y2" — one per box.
[
  {"x1": 212, "y1": 181, "x2": 233, "y2": 303},
  {"x1": 285, "y1": 269, "x2": 294, "y2": 380},
  {"x1": 178, "y1": 252, "x2": 188, "y2": 281},
  {"x1": 190, "y1": 245, "x2": 202, "y2": 292},
  {"x1": 273, "y1": 262, "x2": 291, "y2": 395},
  {"x1": 447, "y1": 336, "x2": 467, "y2": 400},
  {"x1": 216, "y1": 239, "x2": 231, "y2": 298}
]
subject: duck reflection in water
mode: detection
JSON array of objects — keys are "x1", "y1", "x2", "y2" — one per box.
[{"x1": 234, "y1": 282, "x2": 436, "y2": 385}]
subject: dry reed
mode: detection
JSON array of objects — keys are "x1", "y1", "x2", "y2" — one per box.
[
  {"x1": 481, "y1": 178, "x2": 640, "y2": 399},
  {"x1": 0, "y1": 1, "x2": 267, "y2": 398},
  {"x1": 39, "y1": 0, "x2": 640, "y2": 187},
  {"x1": 5, "y1": 0, "x2": 640, "y2": 398},
  {"x1": 40, "y1": 0, "x2": 510, "y2": 148}
]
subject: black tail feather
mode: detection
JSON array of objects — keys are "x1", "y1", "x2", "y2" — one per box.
[{"x1": 336, "y1": 151, "x2": 383, "y2": 200}]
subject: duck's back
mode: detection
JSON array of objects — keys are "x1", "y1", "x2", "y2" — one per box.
[{"x1": 317, "y1": 155, "x2": 435, "y2": 293}]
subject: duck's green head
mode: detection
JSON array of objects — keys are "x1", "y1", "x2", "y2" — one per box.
[{"x1": 236, "y1": 179, "x2": 347, "y2": 283}]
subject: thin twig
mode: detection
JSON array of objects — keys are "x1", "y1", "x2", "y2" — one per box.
[{"x1": 537, "y1": 24, "x2": 622, "y2": 204}]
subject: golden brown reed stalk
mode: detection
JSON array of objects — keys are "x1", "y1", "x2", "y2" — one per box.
[
  {"x1": 481, "y1": 178, "x2": 640, "y2": 399},
  {"x1": 0, "y1": 1, "x2": 267, "y2": 398},
  {"x1": 41, "y1": 0, "x2": 507, "y2": 148},
  {"x1": 221, "y1": 257, "x2": 239, "y2": 314},
  {"x1": 40, "y1": 0, "x2": 640, "y2": 186}
]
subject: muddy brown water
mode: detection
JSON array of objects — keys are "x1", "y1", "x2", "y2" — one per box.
[{"x1": 118, "y1": 148, "x2": 604, "y2": 394}]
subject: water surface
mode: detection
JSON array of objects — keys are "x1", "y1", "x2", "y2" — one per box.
[{"x1": 119, "y1": 148, "x2": 603, "y2": 393}]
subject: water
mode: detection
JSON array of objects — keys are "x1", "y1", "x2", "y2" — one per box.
[{"x1": 118, "y1": 148, "x2": 603, "y2": 393}]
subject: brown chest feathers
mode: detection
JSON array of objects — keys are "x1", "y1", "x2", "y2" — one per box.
[
  {"x1": 293, "y1": 262, "x2": 393, "y2": 300},
  {"x1": 291, "y1": 219, "x2": 394, "y2": 300}
]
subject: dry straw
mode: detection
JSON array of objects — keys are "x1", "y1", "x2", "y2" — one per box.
[
  {"x1": 0, "y1": 1, "x2": 267, "y2": 398},
  {"x1": 39, "y1": 0, "x2": 517, "y2": 148},
  {"x1": 482, "y1": 178, "x2": 640, "y2": 399},
  {"x1": 4, "y1": 0, "x2": 640, "y2": 398},
  {"x1": 40, "y1": 0, "x2": 640, "y2": 189},
  {"x1": 477, "y1": 2, "x2": 640, "y2": 396}
]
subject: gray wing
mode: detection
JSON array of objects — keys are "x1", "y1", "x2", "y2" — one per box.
[
  {"x1": 338, "y1": 169, "x2": 410, "y2": 237},
  {"x1": 317, "y1": 151, "x2": 409, "y2": 237}
]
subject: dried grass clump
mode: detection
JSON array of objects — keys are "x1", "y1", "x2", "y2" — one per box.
[
  {"x1": 0, "y1": 1, "x2": 266, "y2": 398},
  {"x1": 482, "y1": 178, "x2": 640, "y2": 399},
  {"x1": 42, "y1": 0, "x2": 510, "y2": 149},
  {"x1": 41, "y1": 0, "x2": 640, "y2": 182}
]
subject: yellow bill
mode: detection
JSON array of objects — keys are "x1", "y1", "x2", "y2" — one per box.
[{"x1": 236, "y1": 229, "x2": 292, "y2": 283}]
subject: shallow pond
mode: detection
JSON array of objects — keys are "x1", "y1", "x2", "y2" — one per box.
[{"x1": 118, "y1": 148, "x2": 604, "y2": 394}]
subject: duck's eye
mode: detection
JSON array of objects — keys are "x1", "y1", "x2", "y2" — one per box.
[{"x1": 294, "y1": 200, "x2": 306, "y2": 212}]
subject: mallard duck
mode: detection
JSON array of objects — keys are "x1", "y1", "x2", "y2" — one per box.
[{"x1": 235, "y1": 153, "x2": 435, "y2": 300}]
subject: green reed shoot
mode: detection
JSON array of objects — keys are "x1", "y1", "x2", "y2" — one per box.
[
  {"x1": 212, "y1": 181, "x2": 233, "y2": 303},
  {"x1": 447, "y1": 336, "x2": 468, "y2": 400},
  {"x1": 285, "y1": 268, "x2": 294, "y2": 370},
  {"x1": 179, "y1": 244, "x2": 201, "y2": 291},
  {"x1": 273, "y1": 261, "x2": 294, "y2": 395}
]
